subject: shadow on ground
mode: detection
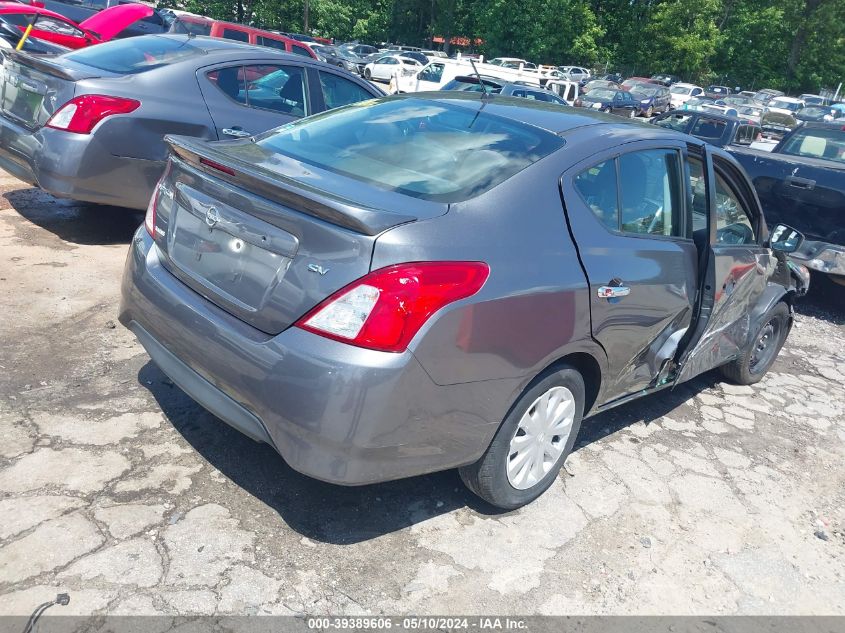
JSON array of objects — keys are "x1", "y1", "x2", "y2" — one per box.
[
  {"x1": 794, "y1": 272, "x2": 845, "y2": 326},
  {"x1": 3, "y1": 187, "x2": 142, "y2": 245},
  {"x1": 139, "y1": 360, "x2": 714, "y2": 544}
]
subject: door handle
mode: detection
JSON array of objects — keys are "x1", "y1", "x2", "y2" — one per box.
[
  {"x1": 785, "y1": 176, "x2": 815, "y2": 190},
  {"x1": 222, "y1": 127, "x2": 252, "y2": 138},
  {"x1": 598, "y1": 285, "x2": 631, "y2": 299}
]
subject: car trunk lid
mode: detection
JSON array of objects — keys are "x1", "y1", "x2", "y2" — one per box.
[
  {"x1": 78, "y1": 3, "x2": 154, "y2": 41},
  {"x1": 152, "y1": 135, "x2": 446, "y2": 335},
  {"x1": 0, "y1": 51, "x2": 97, "y2": 129}
]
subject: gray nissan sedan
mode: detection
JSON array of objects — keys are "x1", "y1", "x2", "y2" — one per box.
[
  {"x1": 0, "y1": 35, "x2": 381, "y2": 210},
  {"x1": 120, "y1": 94, "x2": 808, "y2": 509}
]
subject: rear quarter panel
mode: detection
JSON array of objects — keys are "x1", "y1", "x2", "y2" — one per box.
[
  {"x1": 83, "y1": 63, "x2": 217, "y2": 162},
  {"x1": 371, "y1": 151, "x2": 600, "y2": 388}
]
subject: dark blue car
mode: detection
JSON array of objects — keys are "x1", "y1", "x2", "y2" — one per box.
[
  {"x1": 630, "y1": 85, "x2": 672, "y2": 117},
  {"x1": 575, "y1": 88, "x2": 638, "y2": 117}
]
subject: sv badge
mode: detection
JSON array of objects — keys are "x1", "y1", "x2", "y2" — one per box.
[{"x1": 308, "y1": 263, "x2": 330, "y2": 276}]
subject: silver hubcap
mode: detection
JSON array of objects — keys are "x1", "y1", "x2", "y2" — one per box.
[{"x1": 507, "y1": 386, "x2": 576, "y2": 490}]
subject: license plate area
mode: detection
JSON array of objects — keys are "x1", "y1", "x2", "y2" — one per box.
[{"x1": 168, "y1": 185, "x2": 298, "y2": 313}]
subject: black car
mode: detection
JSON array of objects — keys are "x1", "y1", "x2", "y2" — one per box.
[
  {"x1": 442, "y1": 76, "x2": 568, "y2": 105},
  {"x1": 652, "y1": 110, "x2": 762, "y2": 148},
  {"x1": 730, "y1": 122, "x2": 845, "y2": 283},
  {"x1": 575, "y1": 88, "x2": 638, "y2": 117},
  {"x1": 321, "y1": 46, "x2": 362, "y2": 73},
  {"x1": 795, "y1": 106, "x2": 843, "y2": 122},
  {"x1": 630, "y1": 85, "x2": 671, "y2": 117}
]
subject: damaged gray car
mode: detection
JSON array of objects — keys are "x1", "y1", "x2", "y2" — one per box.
[{"x1": 120, "y1": 94, "x2": 809, "y2": 509}]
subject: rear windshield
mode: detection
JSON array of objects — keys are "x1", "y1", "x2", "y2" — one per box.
[
  {"x1": 256, "y1": 98, "x2": 565, "y2": 202},
  {"x1": 60, "y1": 36, "x2": 204, "y2": 74}
]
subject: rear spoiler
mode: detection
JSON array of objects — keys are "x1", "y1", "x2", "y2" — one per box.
[
  {"x1": 165, "y1": 135, "x2": 418, "y2": 236},
  {"x1": 1, "y1": 50, "x2": 99, "y2": 81}
]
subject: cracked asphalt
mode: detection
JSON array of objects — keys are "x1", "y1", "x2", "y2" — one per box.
[{"x1": 0, "y1": 171, "x2": 844, "y2": 617}]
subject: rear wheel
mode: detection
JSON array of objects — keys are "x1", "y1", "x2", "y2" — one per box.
[
  {"x1": 720, "y1": 302, "x2": 790, "y2": 385},
  {"x1": 459, "y1": 366, "x2": 585, "y2": 509},
  {"x1": 628, "y1": 108, "x2": 636, "y2": 118}
]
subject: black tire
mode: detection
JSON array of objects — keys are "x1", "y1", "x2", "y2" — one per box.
[
  {"x1": 645, "y1": 106, "x2": 654, "y2": 118},
  {"x1": 628, "y1": 108, "x2": 636, "y2": 118},
  {"x1": 364, "y1": 68, "x2": 372, "y2": 80},
  {"x1": 459, "y1": 366, "x2": 585, "y2": 510},
  {"x1": 720, "y1": 302, "x2": 790, "y2": 385}
]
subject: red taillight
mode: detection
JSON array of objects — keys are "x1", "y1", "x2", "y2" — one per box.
[
  {"x1": 46, "y1": 95, "x2": 140, "y2": 135},
  {"x1": 295, "y1": 262, "x2": 490, "y2": 353}
]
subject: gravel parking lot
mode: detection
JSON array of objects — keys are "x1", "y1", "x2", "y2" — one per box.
[{"x1": 0, "y1": 171, "x2": 844, "y2": 617}]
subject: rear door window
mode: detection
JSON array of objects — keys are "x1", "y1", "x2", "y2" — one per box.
[
  {"x1": 318, "y1": 72, "x2": 374, "y2": 110},
  {"x1": 206, "y1": 66, "x2": 247, "y2": 105},
  {"x1": 245, "y1": 65, "x2": 307, "y2": 116},
  {"x1": 573, "y1": 150, "x2": 685, "y2": 238},
  {"x1": 573, "y1": 160, "x2": 619, "y2": 231}
]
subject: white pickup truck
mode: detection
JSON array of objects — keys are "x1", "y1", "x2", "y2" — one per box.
[
  {"x1": 392, "y1": 56, "x2": 544, "y2": 93},
  {"x1": 390, "y1": 55, "x2": 578, "y2": 104}
]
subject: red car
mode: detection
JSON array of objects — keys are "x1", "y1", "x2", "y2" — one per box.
[
  {"x1": 0, "y1": 1, "x2": 152, "y2": 49},
  {"x1": 171, "y1": 15, "x2": 317, "y2": 59}
]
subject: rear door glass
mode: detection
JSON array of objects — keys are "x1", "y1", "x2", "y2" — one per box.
[
  {"x1": 245, "y1": 65, "x2": 307, "y2": 116},
  {"x1": 206, "y1": 66, "x2": 247, "y2": 105}
]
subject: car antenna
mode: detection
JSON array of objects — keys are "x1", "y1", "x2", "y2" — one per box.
[{"x1": 468, "y1": 58, "x2": 490, "y2": 99}]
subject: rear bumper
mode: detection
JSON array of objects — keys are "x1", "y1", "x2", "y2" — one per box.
[
  {"x1": 119, "y1": 228, "x2": 512, "y2": 485},
  {"x1": 0, "y1": 115, "x2": 162, "y2": 209},
  {"x1": 791, "y1": 238, "x2": 845, "y2": 277}
]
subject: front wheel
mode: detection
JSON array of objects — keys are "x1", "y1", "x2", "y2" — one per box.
[
  {"x1": 364, "y1": 68, "x2": 372, "y2": 80},
  {"x1": 459, "y1": 366, "x2": 585, "y2": 509},
  {"x1": 720, "y1": 302, "x2": 790, "y2": 385},
  {"x1": 628, "y1": 108, "x2": 636, "y2": 118},
  {"x1": 645, "y1": 106, "x2": 653, "y2": 118}
]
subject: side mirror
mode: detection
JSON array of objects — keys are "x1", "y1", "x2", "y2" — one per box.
[{"x1": 769, "y1": 224, "x2": 803, "y2": 253}]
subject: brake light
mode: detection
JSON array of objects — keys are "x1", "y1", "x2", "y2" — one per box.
[
  {"x1": 46, "y1": 95, "x2": 140, "y2": 134},
  {"x1": 144, "y1": 184, "x2": 158, "y2": 238},
  {"x1": 144, "y1": 163, "x2": 172, "y2": 238},
  {"x1": 295, "y1": 262, "x2": 490, "y2": 353}
]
